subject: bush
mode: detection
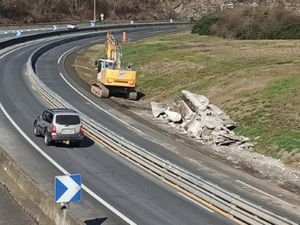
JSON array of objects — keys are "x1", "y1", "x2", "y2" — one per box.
[
  {"x1": 197, "y1": 6, "x2": 300, "y2": 40},
  {"x1": 191, "y1": 13, "x2": 219, "y2": 35}
]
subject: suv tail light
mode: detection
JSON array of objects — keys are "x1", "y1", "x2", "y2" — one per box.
[
  {"x1": 51, "y1": 125, "x2": 57, "y2": 135},
  {"x1": 80, "y1": 125, "x2": 84, "y2": 134}
]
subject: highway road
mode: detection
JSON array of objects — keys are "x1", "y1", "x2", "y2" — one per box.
[{"x1": 0, "y1": 26, "x2": 299, "y2": 224}]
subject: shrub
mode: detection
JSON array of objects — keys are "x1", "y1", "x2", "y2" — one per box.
[
  {"x1": 191, "y1": 13, "x2": 219, "y2": 35},
  {"x1": 199, "y1": 5, "x2": 300, "y2": 40}
]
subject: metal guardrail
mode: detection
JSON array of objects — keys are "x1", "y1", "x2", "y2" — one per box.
[
  {"x1": 0, "y1": 21, "x2": 190, "y2": 50},
  {"x1": 24, "y1": 26, "x2": 299, "y2": 225}
]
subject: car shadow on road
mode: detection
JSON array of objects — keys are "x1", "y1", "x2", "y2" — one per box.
[
  {"x1": 54, "y1": 136, "x2": 94, "y2": 149},
  {"x1": 84, "y1": 217, "x2": 107, "y2": 225}
]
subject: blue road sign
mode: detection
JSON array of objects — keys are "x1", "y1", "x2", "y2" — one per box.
[
  {"x1": 53, "y1": 25, "x2": 57, "y2": 31},
  {"x1": 16, "y1": 31, "x2": 21, "y2": 37},
  {"x1": 90, "y1": 22, "x2": 95, "y2": 27},
  {"x1": 55, "y1": 174, "x2": 81, "y2": 203}
]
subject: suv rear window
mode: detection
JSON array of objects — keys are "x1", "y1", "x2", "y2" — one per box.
[{"x1": 56, "y1": 115, "x2": 80, "y2": 125}]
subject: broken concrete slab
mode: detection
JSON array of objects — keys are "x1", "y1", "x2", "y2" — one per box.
[
  {"x1": 178, "y1": 100, "x2": 194, "y2": 120},
  {"x1": 181, "y1": 90, "x2": 209, "y2": 114},
  {"x1": 207, "y1": 104, "x2": 224, "y2": 116},
  {"x1": 165, "y1": 110, "x2": 182, "y2": 123},
  {"x1": 168, "y1": 100, "x2": 180, "y2": 113},
  {"x1": 151, "y1": 91, "x2": 253, "y2": 149},
  {"x1": 202, "y1": 115, "x2": 224, "y2": 129},
  {"x1": 184, "y1": 113, "x2": 203, "y2": 138},
  {"x1": 151, "y1": 102, "x2": 168, "y2": 118}
]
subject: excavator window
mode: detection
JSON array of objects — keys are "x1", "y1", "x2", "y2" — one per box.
[{"x1": 97, "y1": 63, "x2": 102, "y2": 73}]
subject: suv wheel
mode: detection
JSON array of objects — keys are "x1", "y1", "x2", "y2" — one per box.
[
  {"x1": 33, "y1": 124, "x2": 39, "y2": 137},
  {"x1": 44, "y1": 131, "x2": 51, "y2": 146}
]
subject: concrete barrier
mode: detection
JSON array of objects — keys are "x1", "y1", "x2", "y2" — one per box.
[{"x1": 0, "y1": 147, "x2": 84, "y2": 225}]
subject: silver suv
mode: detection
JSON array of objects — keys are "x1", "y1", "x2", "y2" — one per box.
[{"x1": 33, "y1": 109, "x2": 84, "y2": 146}]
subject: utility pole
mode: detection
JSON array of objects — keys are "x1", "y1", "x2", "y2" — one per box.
[{"x1": 94, "y1": 0, "x2": 97, "y2": 22}]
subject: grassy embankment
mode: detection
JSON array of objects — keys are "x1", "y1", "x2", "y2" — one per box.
[{"x1": 74, "y1": 32, "x2": 300, "y2": 168}]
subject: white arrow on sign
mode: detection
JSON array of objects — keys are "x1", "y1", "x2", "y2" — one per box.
[
  {"x1": 56, "y1": 175, "x2": 81, "y2": 203},
  {"x1": 53, "y1": 25, "x2": 57, "y2": 31},
  {"x1": 16, "y1": 31, "x2": 21, "y2": 37}
]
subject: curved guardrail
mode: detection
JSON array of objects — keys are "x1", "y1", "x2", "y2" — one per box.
[
  {"x1": 26, "y1": 27, "x2": 298, "y2": 225},
  {"x1": 0, "y1": 21, "x2": 190, "y2": 50}
]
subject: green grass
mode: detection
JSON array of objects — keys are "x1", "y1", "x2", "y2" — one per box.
[
  {"x1": 264, "y1": 78, "x2": 300, "y2": 100},
  {"x1": 74, "y1": 32, "x2": 300, "y2": 168}
]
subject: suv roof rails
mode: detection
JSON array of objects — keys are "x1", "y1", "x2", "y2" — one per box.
[{"x1": 48, "y1": 108, "x2": 77, "y2": 112}]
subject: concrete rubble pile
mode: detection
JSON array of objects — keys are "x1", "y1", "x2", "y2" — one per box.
[{"x1": 151, "y1": 90, "x2": 254, "y2": 150}]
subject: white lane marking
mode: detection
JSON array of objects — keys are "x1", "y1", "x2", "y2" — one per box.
[
  {"x1": 4, "y1": 32, "x2": 8, "y2": 34},
  {"x1": 31, "y1": 85, "x2": 36, "y2": 91},
  {"x1": 0, "y1": 103, "x2": 136, "y2": 225},
  {"x1": 57, "y1": 46, "x2": 79, "y2": 64},
  {"x1": 27, "y1": 29, "x2": 31, "y2": 32},
  {"x1": 178, "y1": 192, "x2": 214, "y2": 213},
  {"x1": 236, "y1": 180, "x2": 294, "y2": 207},
  {"x1": 59, "y1": 72, "x2": 142, "y2": 134}
]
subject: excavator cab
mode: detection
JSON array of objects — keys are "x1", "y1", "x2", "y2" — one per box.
[{"x1": 97, "y1": 59, "x2": 114, "y2": 73}]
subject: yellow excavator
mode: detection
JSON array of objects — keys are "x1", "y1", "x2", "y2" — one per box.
[{"x1": 91, "y1": 31, "x2": 137, "y2": 100}]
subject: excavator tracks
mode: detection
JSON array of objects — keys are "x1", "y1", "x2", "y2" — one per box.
[
  {"x1": 128, "y1": 90, "x2": 138, "y2": 101},
  {"x1": 91, "y1": 83, "x2": 109, "y2": 98}
]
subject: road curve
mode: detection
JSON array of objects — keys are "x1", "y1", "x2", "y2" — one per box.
[{"x1": 0, "y1": 28, "x2": 237, "y2": 225}]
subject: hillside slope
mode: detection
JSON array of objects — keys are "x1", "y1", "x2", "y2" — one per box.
[{"x1": 0, "y1": 0, "x2": 299, "y2": 24}]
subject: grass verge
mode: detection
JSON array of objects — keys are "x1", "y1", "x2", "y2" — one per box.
[{"x1": 74, "y1": 32, "x2": 300, "y2": 168}]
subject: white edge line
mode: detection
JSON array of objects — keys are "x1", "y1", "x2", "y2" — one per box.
[
  {"x1": 0, "y1": 103, "x2": 136, "y2": 225},
  {"x1": 57, "y1": 46, "x2": 79, "y2": 64},
  {"x1": 59, "y1": 72, "x2": 142, "y2": 134},
  {"x1": 236, "y1": 180, "x2": 294, "y2": 207},
  {"x1": 177, "y1": 192, "x2": 214, "y2": 213}
]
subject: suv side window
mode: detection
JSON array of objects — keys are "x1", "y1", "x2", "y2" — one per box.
[
  {"x1": 42, "y1": 111, "x2": 47, "y2": 121},
  {"x1": 46, "y1": 112, "x2": 53, "y2": 124}
]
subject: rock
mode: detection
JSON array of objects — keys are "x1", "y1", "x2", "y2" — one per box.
[
  {"x1": 168, "y1": 100, "x2": 180, "y2": 113},
  {"x1": 181, "y1": 90, "x2": 209, "y2": 114},
  {"x1": 202, "y1": 115, "x2": 224, "y2": 129},
  {"x1": 178, "y1": 100, "x2": 194, "y2": 120},
  {"x1": 219, "y1": 133, "x2": 244, "y2": 142},
  {"x1": 151, "y1": 102, "x2": 168, "y2": 118},
  {"x1": 184, "y1": 113, "x2": 203, "y2": 138},
  {"x1": 165, "y1": 109, "x2": 182, "y2": 123},
  {"x1": 207, "y1": 104, "x2": 224, "y2": 116},
  {"x1": 223, "y1": 118, "x2": 236, "y2": 130},
  {"x1": 239, "y1": 143, "x2": 255, "y2": 149}
]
